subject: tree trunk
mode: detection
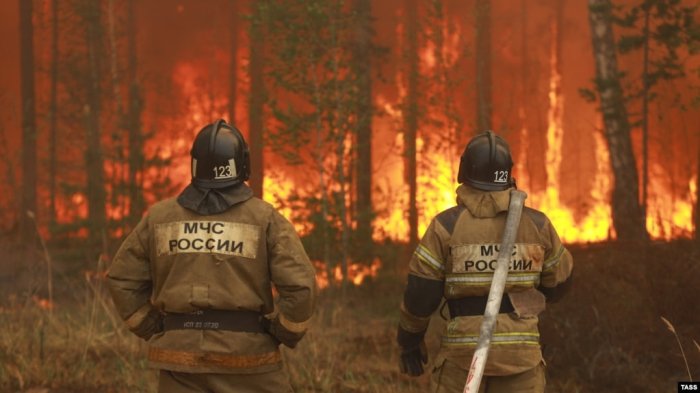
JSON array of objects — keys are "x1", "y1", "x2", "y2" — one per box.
[
  {"x1": 588, "y1": 0, "x2": 647, "y2": 242},
  {"x1": 695, "y1": 134, "x2": 700, "y2": 244},
  {"x1": 405, "y1": 0, "x2": 418, "y2": 249},
  {"x1": 83, "y1": 0, "x2": 107, "y2": 248},
  {"x1": 641, "y1": 4, "x2": 650, "y2": 227},
  {"x1": 545, "y1": 0, "x2": 564, "y2": 194},
  {"x1": 20, "y1": 0, "x2": 37, "y2": 244},
  {"x1": 327, "y1": 5, "x2": 350, "y2": 289},
  {"x1": 336, "y1": 127, "x2": 350, "y2": 289},
  {"x1": 49, "y1": 0, "x2": 59, "y2": 228},
  {"x1": 107, "y1": 0, "x2": 126, "y2": 228},
  {"x1": 248, "y1": 4, "x2": 264, "y2": 198},
  {"x1": 516, "y1": 0, "x2": 533, "y2": 190},
  {"x1": 475, "y1": 0, "x2": 492, "y2": 132},
  {"x1": 354, "y1": 0, "x2": 373, "y2": 262},
  {"x1": 309, "y1": 58, "x2": 331, "y2": 286},
  {"x1": 229, "y1": 0, "x2": 239, "y2": 124},
  {"x1": 127, "y1": 0, "x2": 144, "y2": 225}
]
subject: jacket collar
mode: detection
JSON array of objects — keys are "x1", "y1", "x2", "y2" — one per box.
[
  {"x1": 177, "y1": 183, "x2": 254, "y2": 215},
  {"x1": 456, "y1": 184, "x2": 514, "y2": 218}
]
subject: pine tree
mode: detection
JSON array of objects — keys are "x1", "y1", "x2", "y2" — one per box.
[
  {"x1": 353, "y1": 0, "x2": 374, "y2": 263},
  {"x1": 262, "y1": 0, "x2": 359, "y2": 286},
  {"x1": 20, "y1": 0, "x2": 37, "y2": 245}
]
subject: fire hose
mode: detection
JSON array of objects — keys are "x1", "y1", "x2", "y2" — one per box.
[{"x1": 463, "y1": 189, "x2": 528, "y2": 393}]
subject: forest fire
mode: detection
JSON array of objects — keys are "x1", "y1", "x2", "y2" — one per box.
[
  {"x1": 1, "y1": 0, "x2": 697, "y2": 291},
  {"x1": 3, "y1": 2, "x2": 700, "y2": 392},
  {"x1": 154, "y1": 3, "x2": 696, "y2": 251},
  {"x1": 314, "y1": 258, "x2": 382, "y2": 290}
]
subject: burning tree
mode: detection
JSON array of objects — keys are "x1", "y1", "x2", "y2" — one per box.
[
  {"x1": 615, "y1": 0, "x2": 699, "y2": 234},
  {"x1": 247, "y1": 1, "x2": 265, "y2": 199},
  {"x1": 18, "y1": 0, "x2": 172, "y2": 257},
  {"x1": 19, "y1": 0, "x2": 37, "y2": 246},
  {"x1": 404, "y1": 0, "x2": 419, "y2": 249},
  {"x1": 587, "y1": 0, "x2": 648, "y2": 242},
  {"x1": 352, "y1": 0, "x2": 375, "y2": 263},
  {"x1": 585, "y1": 0, "x2": 700, "y2": 241},
  {"x1": 258, "y1": 0, "x2": 366, "y2": 286}
]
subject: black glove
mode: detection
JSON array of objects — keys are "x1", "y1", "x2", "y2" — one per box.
[
  {"x1": 131, "y1": 307, "x2": 163, "y2": 341},
  {"x1": 397, "y1": 326, "x2": 428, "y2": 377},
  {"x1": 538, "y1": 271, "x2": 574, "y2": 303},
  {"x1": 263, "y1": 315, "x2": 305, "y2": 348}
]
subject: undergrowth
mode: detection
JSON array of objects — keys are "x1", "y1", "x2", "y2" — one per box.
[{"x1": 0, "y1": 241, "x2": 698, "y2": 392}]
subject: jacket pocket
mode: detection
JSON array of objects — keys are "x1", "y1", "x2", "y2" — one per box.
[
  {"x1": 189, "y1": 284, "x2": 210, "y2": 308},
  {"x1": 508, "y1": 288, "x2": 546, "y2": 318}
]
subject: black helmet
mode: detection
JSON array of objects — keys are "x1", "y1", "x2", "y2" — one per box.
[
  {"x1": 457, "y1": 130, "x2": 514, "y2": 191},
  {"x1": 190, "y1": 119, "x2": 250, "y2": 189}
]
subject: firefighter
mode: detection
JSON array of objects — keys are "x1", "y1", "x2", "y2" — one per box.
[
  {"x1": 396, "y1": 131, "x2": 573, "y2": 392},
  {"x1": 107, "y1": 119, "x2": 316, "y2": 393}
]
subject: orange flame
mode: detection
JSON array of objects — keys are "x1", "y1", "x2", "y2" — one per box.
[
  {"x1": 31, "y1": 295, "x2": 55, "y2": 311},
  {"x1": 262, "y1": 171, "x2": 313, "y2": 235},
  {"x1": 515, "y1": 18, "x2": 615, "y2": 243},
  {"x1": 525, "y1": 21, "x2": 613, "y2": 243},
  {"x1": 159, "y1": 48, "x2": 696, "y2": 249},
  {"x1": 314, "y1": 258, "x2": 382, "y2": 290},
  {"x1": 646, "y1": 169, "x2": 695, "y2": 239}
]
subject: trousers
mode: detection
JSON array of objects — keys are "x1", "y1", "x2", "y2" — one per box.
[
  {"x1": 158, "y1": 368, "x2": 294, "y2": 393},
  {"x1": 431, "y1": 360, "x2": 545, "y2": 393}
]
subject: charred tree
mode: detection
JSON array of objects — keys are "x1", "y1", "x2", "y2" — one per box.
[
  {"x1": 263, "y1": 0, "x2": 359, "y2": 286},
  {"x1": 19, "y1": 0, "x2": 37, "y2": 244},
  {"x1": 49, "y1": 0, "x2": 59, "y2": 228},
  {"x1": 353, "y1": 0, "x2": 374, "y2": 262},
  {"x1": 126, "y1": 0, "x2": 144, "y2": 224},
  {"x1": 248, "y1": 3, "x2": 265, "y2": 198},
  {"x1": 405, "y1": 0, "x2": 419, "y2": 249},
  {"x1": 81, "y1": 0, "x2": 107, "y2": 248},
  {"x1": 229, "y1": 0, "x2": 239, "y2": 124},
  {"x1": 545, "y1": 0, "x2": 565, "y2": 195},
  {"x1": 641, "y1": 4, "x2": 650, "y2": 226},
  {"x1": 107, "y1": 0, "x2": 126, "y2": 227},
  {"x1": 588, "y1": 0, "x2": 647, "y2": 242},
  {"x1": 424, "y1": 0, "x2": 463, "y2": 191},
  {"x1": 516, "y1": 0, "x2": 534, "y2": 191},
  {"x1": 329, "y1": 3, "x2": 354, "y2": 290},
  {"x1": 696, "y1": 138, "x2": 700, "y2": 244},
  {"x1": 615, "y1": 0, "x2": 699, "y2": 235},
  {"x1": 475, "y1": 0, "x2": 492, "y2": 132}
]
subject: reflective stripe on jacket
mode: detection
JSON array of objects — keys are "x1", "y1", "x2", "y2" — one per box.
[{"x1": 400, "y1": 184, "x2": 573, "y2": 376}]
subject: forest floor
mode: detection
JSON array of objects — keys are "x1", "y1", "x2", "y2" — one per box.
[{"x1": 0, "y1": 239, "x2": 699, "y2": 392}]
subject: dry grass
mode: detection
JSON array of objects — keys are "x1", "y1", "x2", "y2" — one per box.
[
  {"x1": 284, "y1": 281, "x2": 434, "y2": 392},
  {"x1": 1, "y1": 240, "x2": 699, "y2": 392},
  {"x1": 540, "y1": 240, "x2": 700, "y2": 392},
  {"x1": 0, "y1": 277, "x2": 156, "y2": 392}
]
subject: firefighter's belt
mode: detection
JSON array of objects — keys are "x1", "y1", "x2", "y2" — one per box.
[
  {"x1": 447, "y1": 295, "x2": 514, "y2": 317},
  {"x1": 162, "y1": 309, "x2": 265, "y2": 332}
]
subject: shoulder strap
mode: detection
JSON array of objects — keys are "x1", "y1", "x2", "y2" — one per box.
[
  {"x1": 436, "y1": 205, "x2": 465, "y2": 236},
  {"x1": 522, "y1": 207, "x2": 547, "y2": 231}
]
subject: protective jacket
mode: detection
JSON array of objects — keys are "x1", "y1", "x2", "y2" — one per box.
[
  {"x1": 107, "y1": 186, "x2": 316, "y2": 374},
  {"x1": 399, "y1": 184, "x2": 573, "y2": 376}
]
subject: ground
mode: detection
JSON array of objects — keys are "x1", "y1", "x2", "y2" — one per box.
[{"x1": 0, "y1": 240, "x2": 698, "y2": 392}]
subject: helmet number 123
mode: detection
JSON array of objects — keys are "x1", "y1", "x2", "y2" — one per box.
[
  {"x1": 494, "y1": 171, "x2": 508, "y2": 183},
  {"x1": 213, "y1": 165, "x2": 234, "y2": 179}
]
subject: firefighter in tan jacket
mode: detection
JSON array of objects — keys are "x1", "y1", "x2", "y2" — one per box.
[
  {"x1": 397, "y1": 131, "x2": 573, "y2": 393},
  {"x1": 108, "y1": 120, "x2": 316, "y2": 392}
]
